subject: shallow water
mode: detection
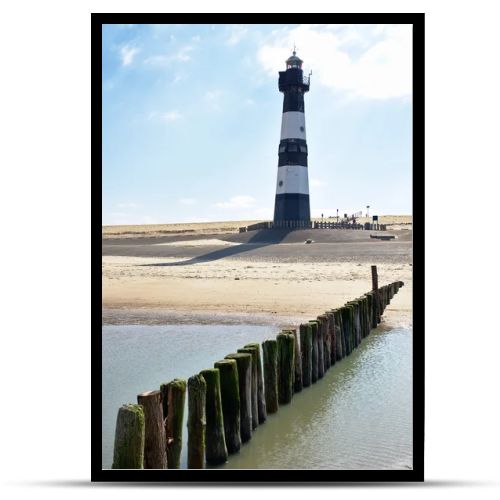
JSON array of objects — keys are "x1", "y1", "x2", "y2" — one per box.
[{"x1": 102, "y1": 323, "x2": 412, "y2": 470}]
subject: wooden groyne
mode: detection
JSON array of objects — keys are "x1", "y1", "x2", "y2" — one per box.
[{"x1": 111, "y1": 267, "x2": 404, "y2": 469}]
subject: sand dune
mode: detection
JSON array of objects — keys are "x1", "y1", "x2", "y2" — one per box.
[{"x1": 102, "y1": 216, "x2": 412, "y2": 239}]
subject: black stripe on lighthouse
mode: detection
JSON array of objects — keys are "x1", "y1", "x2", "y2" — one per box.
[
  {"x1": 282, "y1": 87, "x2": 305, "y2": 113},
  {"x1": 278, "y1": 139, "x2": 308, "y2": 167}
]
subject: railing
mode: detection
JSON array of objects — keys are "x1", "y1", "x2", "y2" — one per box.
[{"x1": 239, "y1": 220, "x2": 387, "y2": 232}]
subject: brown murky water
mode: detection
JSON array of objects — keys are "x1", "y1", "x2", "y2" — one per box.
[{"x1": 102, "y1": 323, "x2": 412, "y2": 470}]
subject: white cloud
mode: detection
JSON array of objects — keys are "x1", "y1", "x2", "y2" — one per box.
[
  {"x1": 162, "y1": 111, "x2": 182, "y2": 122},
  {"x1": 215, "y1": 195, "x2": 257, "y2": 209},
  {"x1": 257, "y1": 24, "x2": 412, "y2": 99},
  {"x1": 148, "y1": 110, "x2": 182, "y2": 122},
  {"x1": 144, "y1": 44, "x2": 194, "y2": 66},
  {"x1": 204, "y1": 89, "x2": 223, "y2": 110},
  {"x1": 226, "y1": 25, "x2": 249, "y2": 46},
  {"x1": 175, "y1": 45, "x2": 194, "y2": 62},
  {"x1": 120, "y1": 44, "x2": 140, "y2": 66},
  {"x1": 179, "y1": 197, "x2": 197, "y2": 206},
  {"x1": 116, "y1": 202, "x2": 139, "y2": 209}
]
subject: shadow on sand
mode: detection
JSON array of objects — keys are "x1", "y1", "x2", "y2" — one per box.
[{"x1": 141, "y1": 229, "x2": 295, "y2": 267}]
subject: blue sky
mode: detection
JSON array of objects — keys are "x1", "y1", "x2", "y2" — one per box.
[{"x1": 102, "y1": 24, "x2": 412, "y2": 225}]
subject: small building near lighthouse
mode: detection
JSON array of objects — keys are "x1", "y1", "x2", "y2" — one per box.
[{"x1": 273, "y1": 50, "x2": 311, "y2": 223}]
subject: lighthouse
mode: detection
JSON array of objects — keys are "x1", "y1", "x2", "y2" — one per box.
[{"x1": 273, "y1": 50, "x2": 311, "y2": 223}]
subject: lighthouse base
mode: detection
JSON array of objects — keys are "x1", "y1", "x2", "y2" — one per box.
[{"x1": 273, "y1": 193, "x2": 311, "y2": 222}]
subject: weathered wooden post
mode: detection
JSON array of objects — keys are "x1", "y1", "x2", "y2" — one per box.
[
  {"x1": 340, "y1": 307, "x2": 351, "y2": 356},
  {"x1": 277, "y1": 332, "x2": 295, "y2": 404},
  {"x1": 327, "y1": 311, "x2": 336, "y2": 365},
  {"x1": 286, "y1": 330, "x2": 303, "y2": 393},
  {"x1": 356, "y1": 301, "x2": 362, "y2": 345},
  {"x1": 371, "y1": 265, "x2": 378, "y2": 290},
  {"x1": 112, "y1": 404, "x2": 145, "y2": 469},
  {"x1": 338, "y1": 308, "x2": 349, "y2": 358},
  {"x1": 364, "y1": 296, "x2": 370, "y2": 335},
  {"x1": 237, "y1": 347, "x2": 259, "y2": 429},
  {"x1": 299, "y1": 323, "x2": 313, "y2": 387},
  {"x1": 371, "y1": 265, "x2": 381, "y2": 324},
  {"x1": 199, "y1": 368, "x2": 228, "y2": 465},
  {"x1": 357, "y1": 298, "x2": 365, "y2": 340},
  {"x1": 137, "y1": 390, "x2": 167, "y2": 469},
  {"x1": 366, "y1": 291, "x2": 377, "y2": 329},
  {"x1": 347, "y1": 301, "x2": 360, "y2": 347},
  {"x1": 214, "y1": 359, "x2": 241, "y2": 455},
  {"x1": 187, "y1": 374, "x2": 206, "y2": 469},
  {"x1": 225, "y1": 352, "x2": 252, "y2": 442},
  {"x1": 348, "y1": 305, "x2": 356, "y2": 350},
  {"x1": 319, "y1": 314, "x2": 331, "y2": 371},
  {"x1": 293, "y1": 329, "x2": 303, "y2": 392},
  {"x1": 308, "y1": 320, "x2": 319, "y2": 382},
  {"x1": 281, "y1": 330, "x2": 295, "y2": 385},
  {"x1": 244, "y1": 343, "x2": 267, "y2": 424},
  {"x1": 332, "y1": 309, "x2": 344, "y2": 360},
  {"x1": 160, "y1": 378, "x2": 186, "y2": 469},
  {"x1": 315, "y1": 319, "x2": 325, "y2": 378},
  {"x1": 262, "y1": 339, "x2": 279, "y2": 414}
]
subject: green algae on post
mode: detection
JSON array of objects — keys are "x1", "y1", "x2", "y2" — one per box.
[
  {"x1": 326, "y1": 312, "x2": 336, "y2": 365},
  {"x1": 291, "y1": 330, "x2": 303, "y2": 393},
  {"x1": 199, "y1": 368, "x2": 228, "y2": 465},
  {"x1": 299, "y1": 323, "x2": 313, "y2": 387},
  {"x1": 160, "y1": 378, "x2": 186, "y2": 469},
  {"x1": 317, "y1": 315, "x2": 331, "y2": 373},
  {"x1": 308, "y1": 320, "x2": 320, "y2": 381},
  {"x1": 331, "y1": 309, "x2": 344, "y2": 360},
  {"x1": 262, "y1": 339, "x2": 279, "y2": 414},
  {"x1": 225, "y1": 352, "x2": 253, "y2": 442},
  {"x1": 187, "y1": 374, "x2": 206, "y2": 469},
  {"x1": 112, "y1": 404, "x2": 145, "y2": 469},
  {"x1": 214, "y1": 359, "x2": 241, "y2": 455},
  {"x1": 277, "y1": 333, "x2": 295, "y2": 405}
]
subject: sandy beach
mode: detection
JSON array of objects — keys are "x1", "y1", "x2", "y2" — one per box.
[{"x1": 102, "y1": 217, "x2": 412, "y2": 328}]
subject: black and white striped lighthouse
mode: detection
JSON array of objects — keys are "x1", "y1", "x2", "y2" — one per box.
[{"x1": 273, "y1": 50, "x2": 311, "y2": 223}]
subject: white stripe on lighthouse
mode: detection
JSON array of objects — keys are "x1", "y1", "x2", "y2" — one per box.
[
  {"x1": 275, "y1": 165, "x2": 309, "y2": 195},
  {"x1": 280, "y1": 111, "x2": 306, "y2": 140}
]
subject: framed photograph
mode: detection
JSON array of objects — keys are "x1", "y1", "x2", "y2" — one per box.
[{"x1": 94, "y1": 13, "x2": 424, "y2": 482}]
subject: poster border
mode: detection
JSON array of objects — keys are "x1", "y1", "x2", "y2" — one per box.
[{"x1": 92, "y1": 12, "x2": 424, "y2": 483}]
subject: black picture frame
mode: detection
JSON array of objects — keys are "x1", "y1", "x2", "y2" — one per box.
[{"x1": 93, "y1": 12, "x2": 425, "y2": 483}]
